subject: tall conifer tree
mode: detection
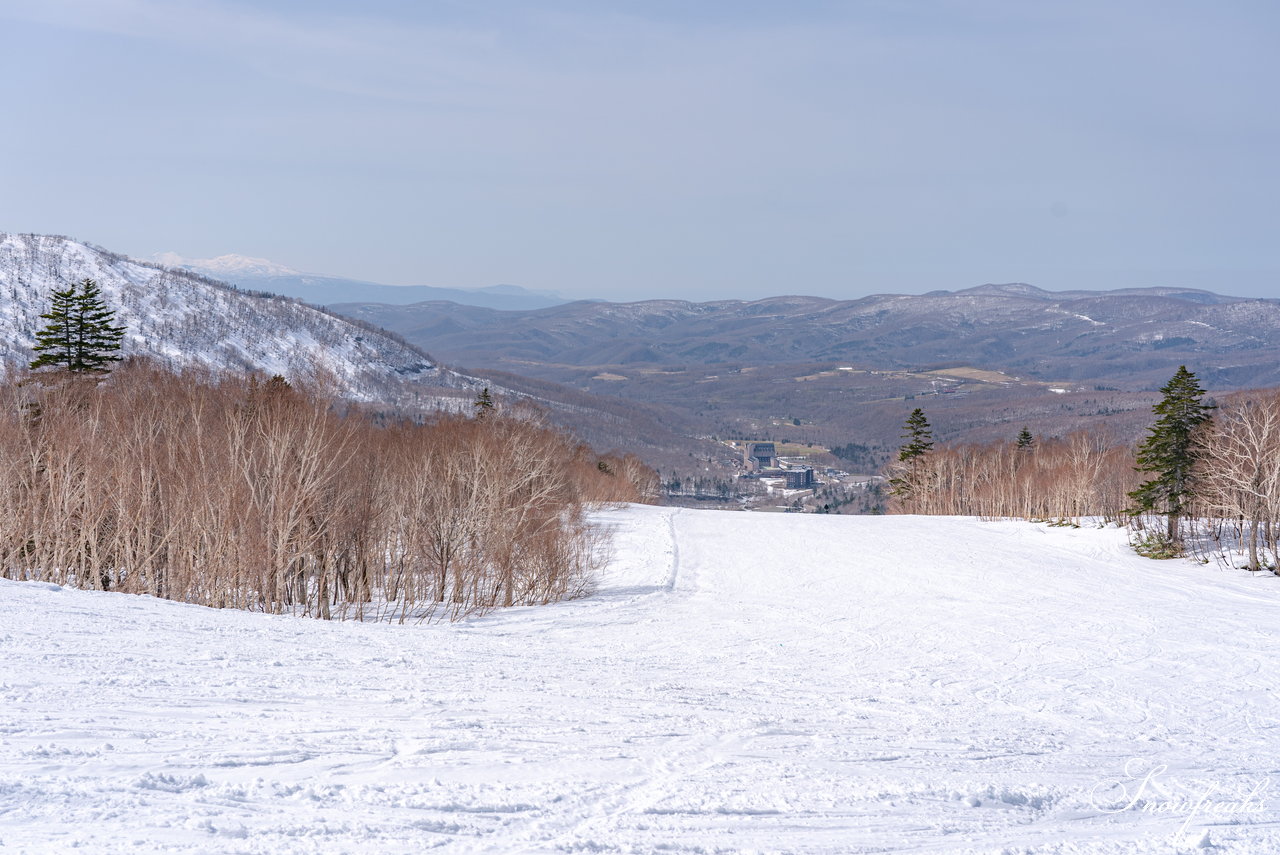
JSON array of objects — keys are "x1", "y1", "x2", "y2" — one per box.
[
  {"x1": 889, "y1": 408, "x2": 933, "y2": 499},
  {"x1": 1129, "y1": 366, "x2": 1214, "y2": 543},
  {"x1": 30, "y1": 278, "x2": 127, "y2": 374},
  {"x1": 474, "y1": 386, "x2": 495, "y2": 419}
]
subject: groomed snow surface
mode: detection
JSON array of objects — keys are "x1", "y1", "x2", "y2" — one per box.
[{"x1": 3, "y1": 507, "x2": 1280, "y2": 854}]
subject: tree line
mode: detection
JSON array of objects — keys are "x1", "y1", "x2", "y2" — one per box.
[{"x1": 885, "y1": 367, "x2": 1280, "y2": 573}]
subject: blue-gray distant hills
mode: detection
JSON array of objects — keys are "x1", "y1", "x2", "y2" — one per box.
[
  {"x1": 152, "y1": 251, "x2": 569, "y2": 311},
  {"x1": 324, "y1": 282, "x2": 1280, "y2": 466},
  {"x1": 331, "y1": 282, "x2": 1280, "y2": 390},
  {"x1": 244, "y1": 276, "x2": 568, "y2": 311}
]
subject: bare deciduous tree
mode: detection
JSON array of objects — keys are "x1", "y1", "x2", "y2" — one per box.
[{"x1": 1195, "y1": 391, "x2": 1280, "y2": 572}]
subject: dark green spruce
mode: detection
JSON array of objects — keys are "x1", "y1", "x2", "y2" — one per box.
[
  {"x1": 1129, "y1": 366, "x2": 1214, "y2": 543},
  {"x1": 30, "y1": 278, "x2": 127, "y2": 374},
  {"x1": 889, "y1": 407, "x2": 933, "y2": 499},
  {"x1": 474, "y1": 386, "x2": 496, "y2": 419}
]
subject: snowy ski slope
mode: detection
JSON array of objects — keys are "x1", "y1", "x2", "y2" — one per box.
[{"x1": 3, "y1": 506, "x2": 1279, "y2": 853}]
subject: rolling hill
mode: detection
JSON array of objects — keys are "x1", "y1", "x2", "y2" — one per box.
[
  {"x1": 333, "y1": 283, "x2": 1280, "y2": 390},
  {"x1": 330, "y1": 284, "x2": 1280, "y2": 462}
]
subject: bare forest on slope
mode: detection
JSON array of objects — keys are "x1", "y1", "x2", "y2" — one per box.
[{"x1": 0, "y1": 360, "x2": 658, "y2": 621}]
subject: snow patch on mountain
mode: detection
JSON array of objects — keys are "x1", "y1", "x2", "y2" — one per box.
[{"x1": 151, "y1": 251, "x2": 301, "y2": 278}]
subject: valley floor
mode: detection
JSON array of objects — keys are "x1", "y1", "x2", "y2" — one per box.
[{"x1": 3, "y1": 507, "x2": 1280, "y2": 853}]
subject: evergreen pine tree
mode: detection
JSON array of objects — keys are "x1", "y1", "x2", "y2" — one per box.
[
  {"x1": 889, "y1": 408, "x2": 933, "y2": 498},
  {"x1": 1129, "y1": 366, "x2": 1214, "y2": 543},
  {"x1": 1016, "y1": 426, "x2": 1035, "y2": 452},
  {"x1": 897, "y1": 408, "x2": 933, "y2": 460},
  {"x1": 474, "y1": 386, "x2": 495, "y2": 419},
  {"x1": 30, "y1": 278, "x2": 127, "y2": 374}
]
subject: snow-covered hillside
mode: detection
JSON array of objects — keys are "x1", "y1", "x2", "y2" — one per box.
[
  {"x1": 0, "y1": 234, "x2": 475, "y2": 403},
  {"x1": 3, "y1": 507, "x2": 1278, "y2": 853}
]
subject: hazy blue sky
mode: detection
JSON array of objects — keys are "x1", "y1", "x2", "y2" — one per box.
[{"x1": 2, "y1": 0, "x2": 1277, "y2": 301}]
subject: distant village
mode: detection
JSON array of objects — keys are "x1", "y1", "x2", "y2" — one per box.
[
  {"x1": 721, "y1": 441, "x2": 881, "y2": 514},
  {"x1": 739, "y1": 441, "x2": 817, "y2": 489}
]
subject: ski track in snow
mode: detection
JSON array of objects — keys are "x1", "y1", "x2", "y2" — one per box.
[
  {"x1": 3, "y1": 506, "x2": 1280, "y2": 853},
  {"x1": 666, "y1": 507, "x2": 684, "y2": 592}
]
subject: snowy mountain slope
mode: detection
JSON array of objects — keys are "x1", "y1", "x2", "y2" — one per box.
[
  {"x1": 3, "y1": 506, "x2": 1279, "y2": 853},
  {"x1": 0, "y1": 233, "x2": 476, "y2": 404}
]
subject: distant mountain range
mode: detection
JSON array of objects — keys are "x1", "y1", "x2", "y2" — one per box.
[
  {"x1": 333, "y1": 282, "x2": 1280, "y2": 390},
  {"x1": 153, "y1": 252, "x2": 569, "y2": 311}
]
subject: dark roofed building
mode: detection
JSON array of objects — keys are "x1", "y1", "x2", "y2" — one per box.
[
  {"x1": 744, "y1": 442, "x2": 777, "y2": 470},
  {"x1": 783, "y1": 467, "x2": 815, "y2": 489}
]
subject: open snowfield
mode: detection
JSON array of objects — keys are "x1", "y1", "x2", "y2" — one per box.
[{"x1": 3, "y1": 505, "x2": 1280, "y2": 854}]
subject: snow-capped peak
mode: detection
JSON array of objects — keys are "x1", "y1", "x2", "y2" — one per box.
[{"x1": 152, "y1": 251, "x2": 299, "y2": 278}]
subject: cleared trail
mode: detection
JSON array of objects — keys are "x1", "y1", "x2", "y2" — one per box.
[{"x1": 3, "y1": 506, "x2": 1280, "y2": 853}]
